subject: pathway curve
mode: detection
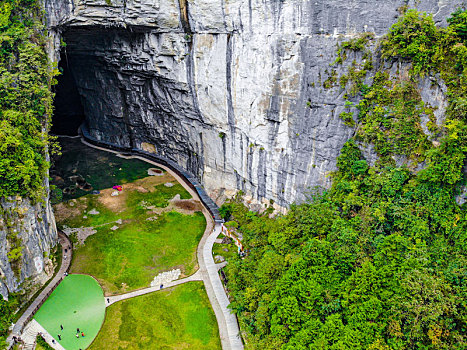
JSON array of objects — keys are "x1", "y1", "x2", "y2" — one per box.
[
  {"x1": 7, "y1": 232, "x2": 72, "y2": 349},
  {"x1": 81, "y1": 137, "x2": 244, "y2": 350}
]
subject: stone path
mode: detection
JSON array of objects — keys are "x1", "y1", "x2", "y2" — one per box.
[
  {"x1": 105, "y1": 271, "x2": 203, "y2": 306},
  {"x1": 7, "y1": 232, "x2": 72, "y2": 349},
  {"x1": 19, "y1": 320, "x2": 39, "y2": 350},
  {"x1": 200, "y1": 224, "x2": 243, "y2": 350},
  {"x1": 216, "y1": 261, "x2": 228, "y2": 270}
]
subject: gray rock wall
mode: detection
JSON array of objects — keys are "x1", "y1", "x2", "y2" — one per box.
[
  {"x1": 0, "y1": 194, "x2": 57, "y2": 299},
  {"x1": 45, "y1": 0, "x2": 464, "y2": 210}
]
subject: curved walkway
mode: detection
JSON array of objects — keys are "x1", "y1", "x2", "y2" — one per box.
[
  {"x1": 81, "y1": 137, "x2": 244, "y2": 350},
  {"x1": 7, "y1": 232, "x2": 72, "y2": 349},
  {"x1": 79, "y1": 124, "x2": 223, "y2": 222}
]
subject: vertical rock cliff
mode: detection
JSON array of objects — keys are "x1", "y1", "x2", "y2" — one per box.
[
  {"x1": 0, "y1": 194, "x2": 57, "y2": 299},
  {"x1": 0, "y1": 1, "x2": 59, "y2": 300},
  {"x1": 45, "y1": 0, "x2": 463, "y2": 210}
]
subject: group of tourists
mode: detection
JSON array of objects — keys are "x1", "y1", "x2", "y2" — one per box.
[{"x1": 55, "y1": 324, "x2": 85, "y2": 347}]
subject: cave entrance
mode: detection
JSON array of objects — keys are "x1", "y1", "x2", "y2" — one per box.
[
  {"x1": 51, "y1": 26, "x2": 140, "y2": 147},
  {"x1": 50, "y1": 26, "x2": 202, "y2": 179},
  {"x1": 51, "y1": 50, "x2": 85, "y2": 136}
]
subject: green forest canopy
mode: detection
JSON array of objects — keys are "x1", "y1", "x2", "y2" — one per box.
[{"x1": 223, "y1": 9, "x2": 467, "y2": 350}]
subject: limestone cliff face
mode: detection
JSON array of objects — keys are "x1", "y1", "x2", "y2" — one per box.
[
  {"x1": 0, "y1": 193, "x2": 57, "y2": 299},
  {"x1": 45, "y1": 0, "x2": 463, "y2": 210}
]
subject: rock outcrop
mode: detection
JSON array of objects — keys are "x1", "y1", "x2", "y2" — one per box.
[
  {"x1": 0, "y1": 194, "x2": 57, "y2": 299},
  {"x1": 45, "y1": 0, "x2": 463, "y2": 210}
]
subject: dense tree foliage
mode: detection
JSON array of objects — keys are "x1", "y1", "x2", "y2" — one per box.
[
  {"x1": 224, "y1": 9, "x2": 467, "y2": 350},
  {"x1": 0, "y1": 0, "x2": 57, "y2": 201},
  {"x1": 0, "y1": 296, "x2": 18, "y2": 348}
]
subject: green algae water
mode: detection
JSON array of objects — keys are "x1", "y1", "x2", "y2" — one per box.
[{"x1": 34, "y1": 274, "x2": 105, "y2": 350}]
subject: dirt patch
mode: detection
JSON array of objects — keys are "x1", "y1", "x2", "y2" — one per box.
[
  {"x1": 133, "y1": 174, "x2": 175, "y2": 190},
  {"x1": 97, "y1": 187, "x2": 128, "y2": 213},
  {"x1": 53, "y1": 200, "x2": 86, "y2": 222},
  {"x1": 135, "y1": 186, "x2": 148, "y2": 193},
  {"x1": 173, "y1": 200, "x2": 202, "y2": 212},
  {"x1": 96, "y1": 175, "x2": 178, "y2": 213},
  {"x1": 143, "y1": 197, "x2": 202, "y2": 217},
  {"x1": 148, "y1": 168, "x2": 164, "y2": 176}
]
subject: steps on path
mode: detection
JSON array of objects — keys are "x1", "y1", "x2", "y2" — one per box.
[
  {"x1": 20, "y1": 320, "x2": 66, "y2": 350},
  {"x1": 21, "y1": 320, "x2": 40, "y2": 348}
]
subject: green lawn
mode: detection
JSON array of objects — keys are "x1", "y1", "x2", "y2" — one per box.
[
  {"x1": 70, "y1": 210, "x2": 206, "y2": 294},
  {"x1": 90, "y1": 282, "x2": 221, "y2": 350},
  {"x1": 34, "y1": 274, "x2": 105, "y2": 350}
]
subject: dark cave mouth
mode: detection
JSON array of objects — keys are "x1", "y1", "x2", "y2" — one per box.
[
  {"x1": 51, "y1": 49, "x2": 85, "y2": 136},
  {"x1": 51, "y1": 26, "x2": 149, "y2": 138},
  {"x1": 51, "y1": 26, "x2": 204, "y2": 180}
]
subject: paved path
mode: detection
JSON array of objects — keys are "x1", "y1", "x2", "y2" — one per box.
[
  {"x1": 200, "y1": 224, "x2": 243, "y2": 350},
  {"x1": 7, "y1": 232, "x2": 72, "y2": 349},
  {"x1": 216, "y1": 261, "x2": 228, "y2": 270},
  {"x1": 105, "y1": 271, "x2": 203, "y2": 306}
]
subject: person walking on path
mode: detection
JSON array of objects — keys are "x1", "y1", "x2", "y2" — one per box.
[
  {"x1": 58, "y1": 334, "x2": 61, "y2": 341},
  {"x1": 60, "y1": 324, "x2": 63, "y2": 330}
]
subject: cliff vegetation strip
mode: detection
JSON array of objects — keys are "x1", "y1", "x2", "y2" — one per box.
[
  {"x1": 0, "y1": 0, "x2": 58, "y2": 346},
  {"x1": 221, "y1": 8, "x2": 467, "y2": 350},
  {"x1": 0, "y1": 0, "x2": 58, "y2": 202}
]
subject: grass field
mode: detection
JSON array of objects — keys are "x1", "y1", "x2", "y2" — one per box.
[
  {"x1": 53, "y1": 139, "x2": 207, "y2": 295},
  {"x1": 69, "y1": 210, "x2": 206, "y2": 294},
  {"x1": 90, "y1": 282, "x2": 221, "y2": 350},
  {"x1": 34, "y1": 275, "x2": 105, "y2": 350}
]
